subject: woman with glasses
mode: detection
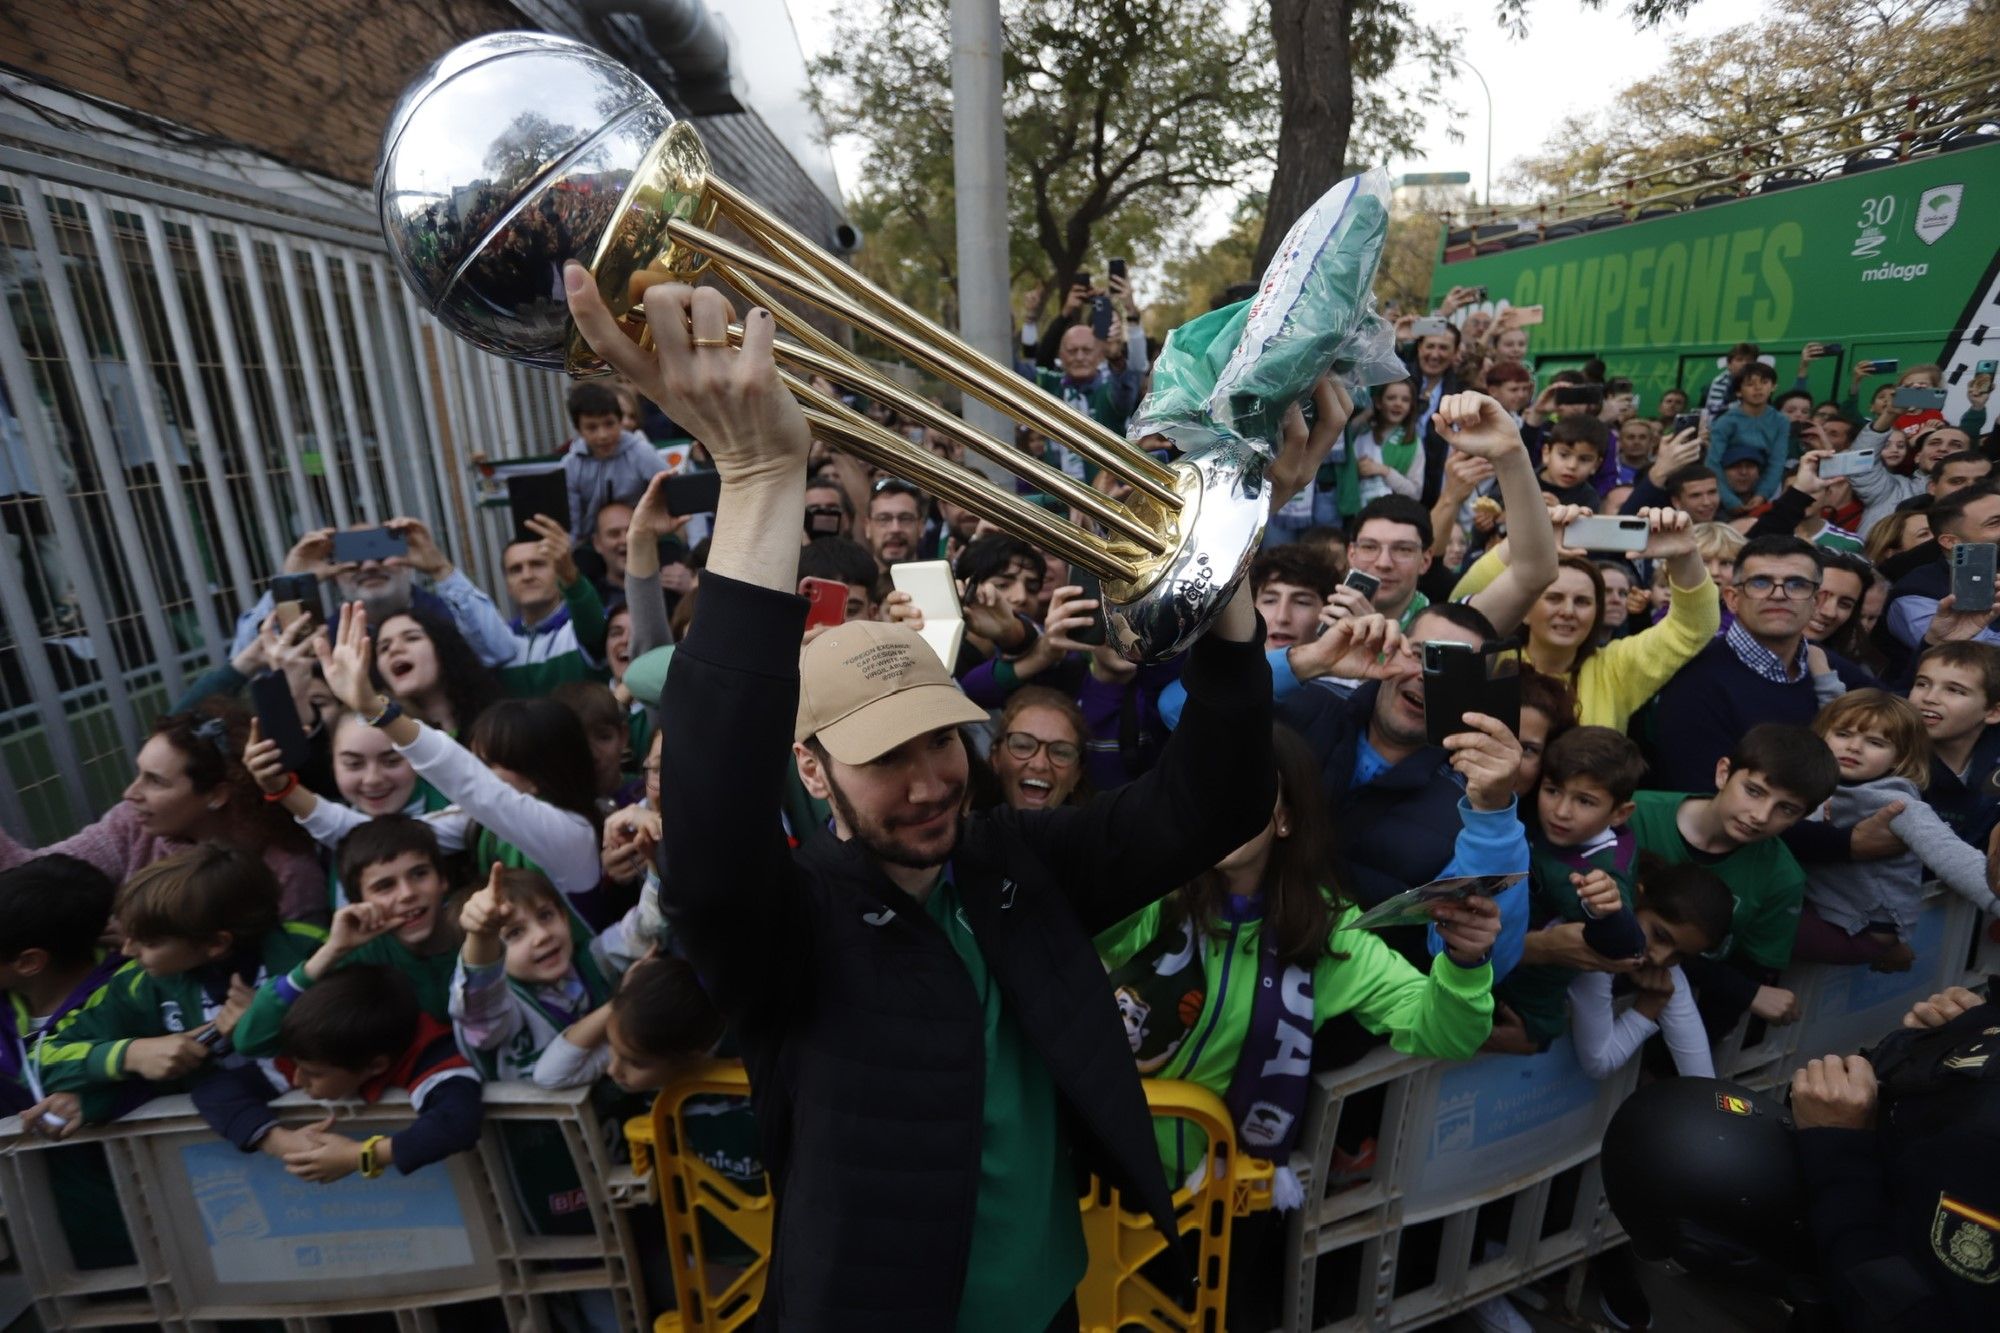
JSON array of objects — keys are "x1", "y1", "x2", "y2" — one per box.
[
  {"x1": 1518, "y1": 507, "x2": 1720, "y2": 732},
  {"x1": 989, "y1": 687, "x2": 1091, "y2": 811}
]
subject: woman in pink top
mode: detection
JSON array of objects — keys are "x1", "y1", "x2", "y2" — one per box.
[{"x1": 0, "y1": 703, "x2": 325, "y2": 923}]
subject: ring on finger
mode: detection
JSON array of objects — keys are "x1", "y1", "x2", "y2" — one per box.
[{"x1": 690, "y1": 336, "x2": 730, "y2": 349}]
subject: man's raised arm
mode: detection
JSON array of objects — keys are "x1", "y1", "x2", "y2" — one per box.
[{"x1": 565, "y1": 265, "x2": 811, "y2": 1017}]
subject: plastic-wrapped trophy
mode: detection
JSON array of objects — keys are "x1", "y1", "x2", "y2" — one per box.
[{"x1": 377, "y1": 31, "x2": 1401, "y2": 660}]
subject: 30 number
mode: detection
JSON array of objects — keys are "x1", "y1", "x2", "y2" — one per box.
[{"x1": 1860, "y1": 195, "x2": 1896, "y2": 227}]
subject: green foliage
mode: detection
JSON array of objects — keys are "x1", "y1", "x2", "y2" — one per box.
[
  {"x1": 1492, "y1": 0, "x2": 1700, "y2": 40},
  {"x1": 811, "y1": 0, "x2": 1278, "y2": 328},
  {"x1": 1504, "y1": 0, "x2": 1995, "y2": 203}
]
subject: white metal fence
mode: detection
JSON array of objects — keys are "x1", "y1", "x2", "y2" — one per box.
[
  {"x1": 0, "y1": 140, "x2": 570, "y2": 845},
  {"x1": 4, "y1": 891, "x2": 1990, "y2": 1330}
]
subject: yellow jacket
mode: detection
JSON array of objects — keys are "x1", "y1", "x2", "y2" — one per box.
[{"x1": 1451, "y1": 556, "x2": 1721, "y2": 732}]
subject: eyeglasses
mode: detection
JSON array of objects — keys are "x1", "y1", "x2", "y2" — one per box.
[
  {"x1": 1350, "y1": 540, "x2": 1425, "y2": 563},
  {"x1": 999, "y1": 731, "x2": 1082, "y2": 767},
  {"x1": 1740, "y1": 574, "x2": 1821, "y2": 600}
]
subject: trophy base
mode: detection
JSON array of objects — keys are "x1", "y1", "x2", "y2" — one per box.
[{"x1": 1102, "y1": 446, "x2": 1269, "y2": 663}]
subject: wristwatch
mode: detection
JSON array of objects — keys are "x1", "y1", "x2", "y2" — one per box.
[
  {"x1": 363, "y1": 694, "x2": 404, "y2": 729},
  {"x1": 358, "y1": 1134, "x2": 388, "y2": 1179}
]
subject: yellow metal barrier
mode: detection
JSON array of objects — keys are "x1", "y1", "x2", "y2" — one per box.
[
  {"x1": 624, "y1": 1060, "x2": 769, "y2": 1333},
  {"x1": 623, "y1": 1066, "x2": 1271, "y2": 1333},
  {"x1": 1078, "y1": 1078, "x2": 1273, "y2": 1333}
]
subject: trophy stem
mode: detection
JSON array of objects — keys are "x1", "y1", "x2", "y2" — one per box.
[
  {"x1": 691, "y1": 182, "x2": 1185, "y2": 509},
  {"x1": 792, "y1": 388, "x2": 1144, "y2": 579},
  {"x1": 710, "y1": 303, "x2": 1169, "y2": 554}
]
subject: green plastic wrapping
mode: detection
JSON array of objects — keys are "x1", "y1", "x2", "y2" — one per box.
[{"x1": 1130, "y1": 167, "x2": 1406, "y2": 457}]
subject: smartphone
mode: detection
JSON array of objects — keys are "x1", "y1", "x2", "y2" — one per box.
[
  {"x1": 1671, "y1": 411, "x2": 1702, "y2": 436},
  {"x1": 267, "y1": 573, "x2": 321, "y2": 628},
  {"x1": 1107, "y1": 257, "x2": 1128, "y2": 282},
  {"x1": 1342, "y1": 568, "x2": 1381, "y2": 602},
  {"x1": 1817, "y1": 448, "x2": 1878, "y2": 480},
  {"x1": 505, "y1": 468, "x2": 569, "y2": 542},
  {"x1": 1090, "y1": 293, "x2": 1114, "y2": 341},
  {"x1": 662, "y1": 471, "x2": 723, "y2": 516},
  {"x1": 1469, "y1": 285, "x2": 1487, "y2": 301},
  {"x1": 1554, "y1": 384, "x2": 1605, "y2": 408},
  {"x1": 331, "y1": 527, "x2": 408, "y2": 564},
  {"x1": 249, "y1": 669, "x2": 313, "y2": 772},
  {"x1": 1422, "y1": 640, "x2": 1520, "y2": 747},
  {"x1": 1074, "y1": 270, "x2": 1091, "y2": 291},
  {"x1": 1068, "y1": 568, "x2": 1107, "y2": 647},
  {"x1": 1789, "y1": 419, "x2": 1807, "y2": 444},
  {"x1": 1893, "y1": 386, "x2": 1948, "y2": 412},
  {"x1": 1952, "y1": 542, "x2": 1997, "y2": 615},
  {"x1": 1409, "y1": 317, "x2": 1450, "y2": 338},
  {"x1": 1859, "y1": 358, "x2": 1899, "y2": 375},
  {"x1": 805, "y1": 498, "x2": 845, "y2": 539},
  {"x1": 1818, "y1": 343, "x2": 1843, "y2": 357},
  {"x1": 1511, "y1": 304, "x2": 1545, "y2": 326},
  {"x1": 800, "y1": 576, "x2": 848, "y2": 631},
  {"x1": 890, "y1": 560, "x2": 965, "y2": 668},
  {"x1": 1978, "y1": 360, "x2": 1998, "y2": 376},
  {"x1": 1562, "y1": 515, "x2": 1651, "y2": 553}
]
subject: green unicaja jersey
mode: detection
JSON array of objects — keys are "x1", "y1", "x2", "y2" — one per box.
[{"x1": 1095, "y1": 896, "x2": 1493, "y2": 1181}]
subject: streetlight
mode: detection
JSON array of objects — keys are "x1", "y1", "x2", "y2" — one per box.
[{"x1": 1442, "y1": 56, "x2": 1493, "y2": 209}]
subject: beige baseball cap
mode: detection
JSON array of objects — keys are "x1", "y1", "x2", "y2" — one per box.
[{"x1": 795, "y1": 620, "x2": 987, "y2": 765}]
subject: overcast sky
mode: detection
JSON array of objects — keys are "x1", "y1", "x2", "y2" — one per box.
[{"x1": 782, "y1": 0, "x2": 1744, "y2": 201}]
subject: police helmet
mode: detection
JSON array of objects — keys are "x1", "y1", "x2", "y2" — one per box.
[{"x1": 1601, "y1": 1077, "x2": 1815, "y2": 1284}]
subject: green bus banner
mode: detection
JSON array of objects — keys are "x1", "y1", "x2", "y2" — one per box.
[{"x1": 1431, "y1": 143, "x2": 2000, "y2": 421}]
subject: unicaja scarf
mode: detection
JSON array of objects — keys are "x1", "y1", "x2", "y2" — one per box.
[
  {"x1": 1218, "y1": 893, "x2": 1315, "y2": 1210},
  {"x1": 1107, "y1": 893, "x2": 1317, "y2": 1209}
]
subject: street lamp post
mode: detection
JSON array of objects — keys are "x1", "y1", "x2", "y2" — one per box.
[
  {"x1": 1443, "y1": 56, "x2": 1493, "y2": 210},
  {"x1": 949, "y1": 0, "x2": 1013, "y2": 475}
]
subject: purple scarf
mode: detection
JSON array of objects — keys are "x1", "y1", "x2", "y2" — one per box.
[{"x1": 1218, "y1": 894, "x2": 1315, "y2": 1205}]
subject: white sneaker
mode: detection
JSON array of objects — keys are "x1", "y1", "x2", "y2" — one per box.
[{"x1": 1465, "y1": 1293, "x2": 1533, "y2": 1333}]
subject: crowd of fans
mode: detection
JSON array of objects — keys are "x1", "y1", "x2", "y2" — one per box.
[{"x1": 4, "y1": 258, "x2": 1999, "y2": 1332}]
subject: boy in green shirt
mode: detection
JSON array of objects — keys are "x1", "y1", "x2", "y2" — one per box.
[
  {"x1": 2, "y1": 856, "x2": 139, "y2": 1270},
  {"x1": 497, "y1": 514, "x2": 608, "y2": 697},
  {"x1": 234, "y1": 816, "x2": 462, "y2": 1055},
  {"x1": 1626, "y1": 722, "x2": 1840, "y2": 1039},
  {"x1": 39, "y1": 845, "x2": 324, "y2": 1099},
  {"x1": 1497, "y1": 726, "x2": 1650, "y2": 1049}
]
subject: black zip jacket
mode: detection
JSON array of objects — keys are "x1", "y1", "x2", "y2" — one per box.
[{"x1": 657, "y1": 572, "x2": 1274, "y2": 1330}]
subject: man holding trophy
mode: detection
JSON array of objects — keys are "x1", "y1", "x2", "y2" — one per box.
[{"x1": 377, "y1": 31, "x2": 1502, "y2": 1326}]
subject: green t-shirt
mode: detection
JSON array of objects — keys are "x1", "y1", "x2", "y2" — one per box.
[
  {"x1": 1626, "y1": 790, "x2": 1807, "y2": 970},
  {"x1": 1498, "y1": 841, "x2": 1639, "y2": 1044},
  {"x1": 924, "y1": 879, "x2": 1087, "y2": 1331}
]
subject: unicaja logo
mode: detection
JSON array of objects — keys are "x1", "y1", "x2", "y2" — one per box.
[{"x1": 1860, "y1": 261, "x2": 1930, "y2": 283}]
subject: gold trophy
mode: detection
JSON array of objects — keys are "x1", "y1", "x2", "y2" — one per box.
[{"x1": 378, "y1": 32, "x2": 1271, "y2": 659}]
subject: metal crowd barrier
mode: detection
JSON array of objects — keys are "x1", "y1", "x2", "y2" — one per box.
[
  {"x1": 0, "y1": 1083, "x2": 650, "y2": 1331},
  {"x1": 5, "y1": 893, "x2": 1989, "y2": 1332},
  {"x1": 1716, "y1": 887, "x2": 1991, "y2": 1091}
]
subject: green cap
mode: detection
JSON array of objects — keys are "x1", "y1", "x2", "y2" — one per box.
[{"x1": 624, "y1": 645, "x2": 675, "y2": 707}]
